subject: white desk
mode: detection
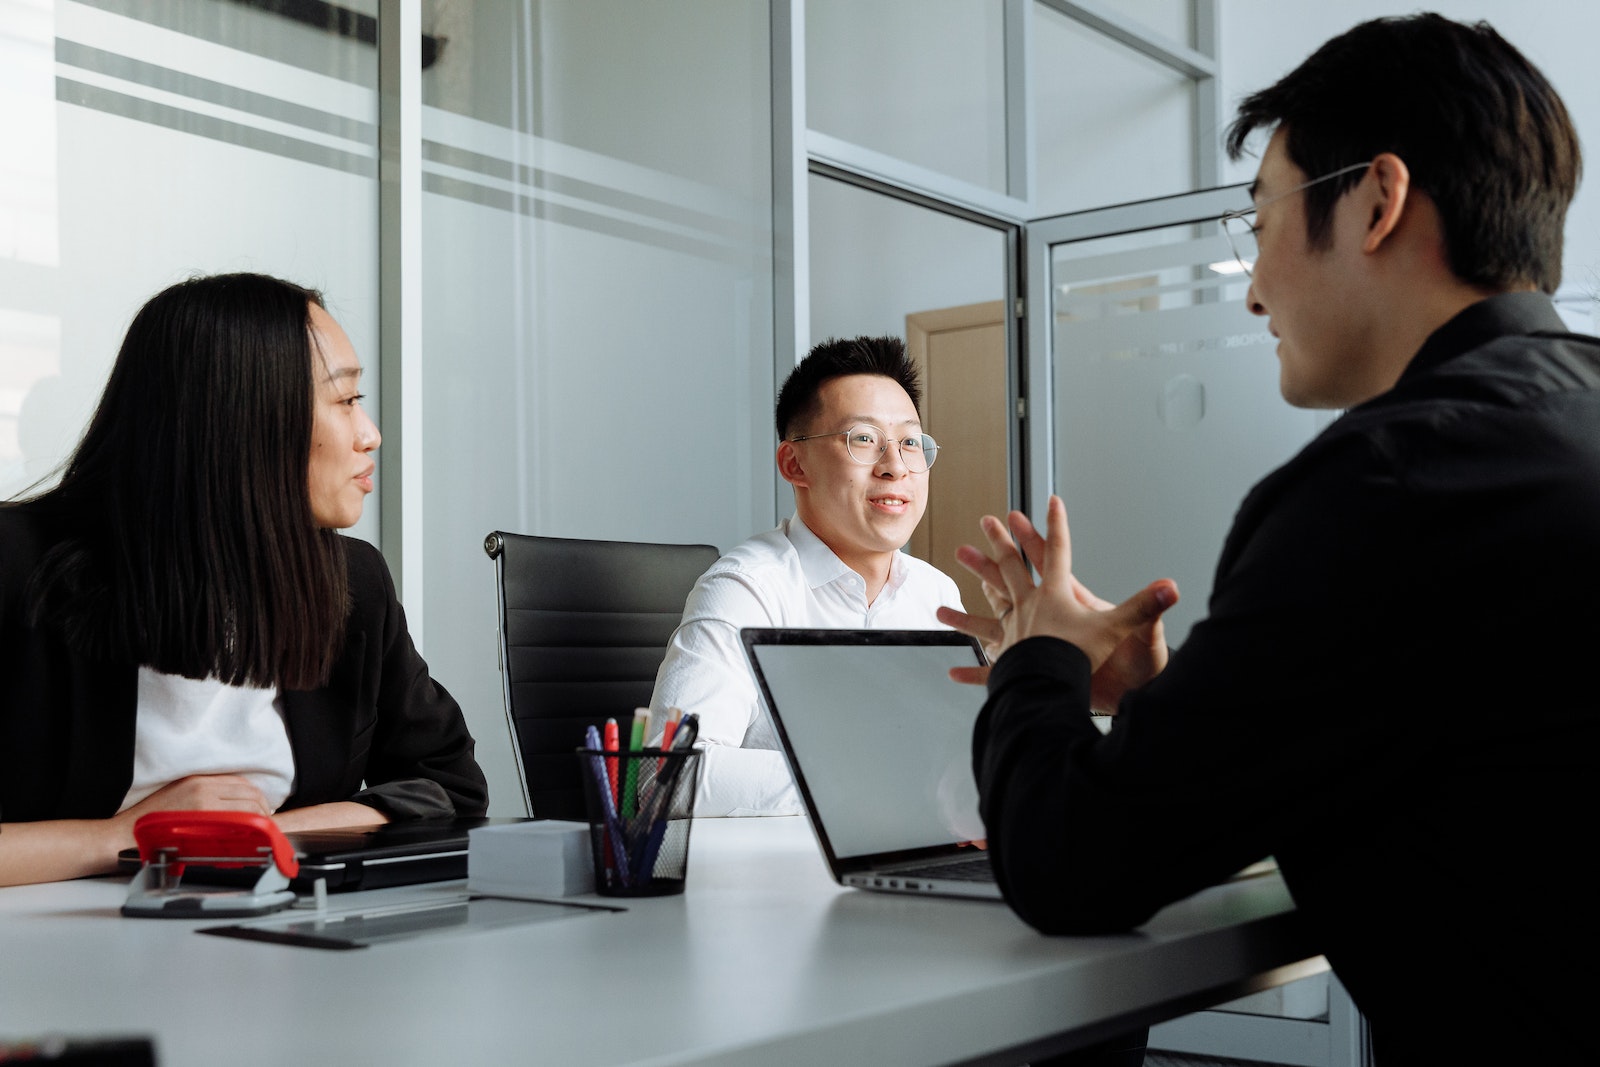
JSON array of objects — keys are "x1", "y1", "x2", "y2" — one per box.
[{"x1": 0, "y1": 817, "x2": 1323, "y2": 1066}]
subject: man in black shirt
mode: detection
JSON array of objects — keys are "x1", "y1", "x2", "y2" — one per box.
[{"x1": 940, "y1": 15, "x2": 1600, "y2": 1063}]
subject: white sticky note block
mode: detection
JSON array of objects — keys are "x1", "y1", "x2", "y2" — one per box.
[{"x1": 467, "y1": 820, "x2": 594, "y2": 899}]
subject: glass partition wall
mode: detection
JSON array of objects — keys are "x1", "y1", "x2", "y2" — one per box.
[
  {"x1": 1036, "y1": 193, "x2": 1332, "y2": 646},
  {"x1": 0, "y1": 0, "x2": 380, "y2": 547},
  {"x1": 417, "y1": 0, "x2": 776, "y2": 810}
]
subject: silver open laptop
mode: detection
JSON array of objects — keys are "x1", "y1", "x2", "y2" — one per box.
[{"x1": 741, "y1": 627, "x2": 1002, "y2": 901}]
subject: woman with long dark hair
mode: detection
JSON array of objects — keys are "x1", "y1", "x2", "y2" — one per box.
[{"x1": 0, "y1": 273, "x2": 487, "y2": 886}]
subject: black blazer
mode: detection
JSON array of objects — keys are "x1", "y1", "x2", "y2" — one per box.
[{"x1": 0, "y1": 506, "x2": 488, "y2": 822}]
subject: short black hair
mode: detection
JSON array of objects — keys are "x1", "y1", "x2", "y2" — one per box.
[
  {"x1": 775, "y1": 336, "x2": 922, "y2": 440},
  {"x1": 19, "y1": 273, "x2": 351, "y2": 689},
  {"x1": 1225, "y1": 13, "x2": 1580, "y2": 294}
]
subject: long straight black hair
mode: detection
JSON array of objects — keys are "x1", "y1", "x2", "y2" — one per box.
[{"x1": 21, "y1": 273, "x2": 350, "y2": 689}]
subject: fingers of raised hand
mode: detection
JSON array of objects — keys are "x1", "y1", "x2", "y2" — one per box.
[
  {"x1": 980, "y1": 578, "x2": 1004, "y2": 606},
  {"x1": 1006, "y1": 510, "x2": 1048, "y2": 576},
  {"x1": 936, "y1": 605, "x2": 1002, "y2": 649},
  {"x1": 948, "y1": 664, "x2": 992, "y2": 687},
  {"x1": 1085, "y1": 581, "x2": 1180, "y2": 671},
  {"x1": 1039, "y1": 496, "x2": 1075, "y2": 590},
  {"x1": 954, "y1": 544, "x2": 1006, "y2": 592},
  {"x1": 1115, "y1": 579, "x2": 1178, "y2": 629},
  {"x1": 979, "y1": 515, "x2": 1036, "y2": 601},
  {"x1": 979, "y1": 579, "x2": 1013, "y2": 618}
]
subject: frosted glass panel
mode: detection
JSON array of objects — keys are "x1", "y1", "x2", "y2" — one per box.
[
  {"x1": 1, "y1": 0, "x2": 379, "y2": 546},
  {"x1": 807, "y1": 0, "x2": 1006, "y2": 191},
  {"x1": 1050, "y1": 221, "x2": 1325, "y2": 645},
  {"x1": 419, "y1": 1, "x2": 774, "y2": 816},
  {"x1": 1033, "y1": 5, "x2": 1195, "y2": 215}
]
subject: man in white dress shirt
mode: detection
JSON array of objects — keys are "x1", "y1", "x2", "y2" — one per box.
[{"x1": 650, "y1": 336, "x2": 964, "y2": 816}]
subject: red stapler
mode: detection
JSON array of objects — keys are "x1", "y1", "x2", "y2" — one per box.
[{"x1": 122, "y1": 811, "x2": 299, "y2": 918}]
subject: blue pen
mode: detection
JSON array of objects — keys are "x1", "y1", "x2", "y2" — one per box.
[
  {"x1": 636, "y1": 751, "x2": 690, "y2": 863},
  {"x1": 584, "y1": 726, "x2": 631, "y2": 887},
  {"x1": 634, "y1": 716, "x2": 701, "y2": 880},
  {"x1": 582, "y1": 726, "x2": 616, "y2": 884},
  {"x1": 629, "y1": 771, "x2": 672, "y2": 884},
  {"x1": 670, "y1": 712, "x2": 699, "y2": 751},
  {"x1": 633, "y1": 811, "x2": 671, "y2": 885}
]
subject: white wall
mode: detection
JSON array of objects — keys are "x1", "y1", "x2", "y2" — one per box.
[{"x1": 1220, "y1": 2, "x2": 1600, "y2": 329}]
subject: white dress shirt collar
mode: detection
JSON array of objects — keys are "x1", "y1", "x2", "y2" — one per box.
[{"x1": 783, "y1": 513, "x2": 907, "y2": 602}]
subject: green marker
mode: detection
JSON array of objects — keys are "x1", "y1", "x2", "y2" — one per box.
[{"x1": 620, "y1": 708, "x2": 648, "y2": 818}]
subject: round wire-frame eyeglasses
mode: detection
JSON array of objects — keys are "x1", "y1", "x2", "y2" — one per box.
[
  {"x1": 1218, "y1": 161, "x2": 1373, "y2": 277},
  {"x1": 788, "y1": 424, "x2": 939, "y2": 472}
]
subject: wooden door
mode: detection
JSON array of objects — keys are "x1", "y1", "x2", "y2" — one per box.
[{"x1": 905, "y1": 300, "x2": 1010, "y2": 616}]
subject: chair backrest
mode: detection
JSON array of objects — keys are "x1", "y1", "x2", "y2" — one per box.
[{"x1": 484, "y1": 531, "x2": 719, "y2": 821}]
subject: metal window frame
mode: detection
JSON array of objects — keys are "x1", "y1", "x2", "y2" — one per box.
[{"x1": 377, "y1": 0, "x2": 423, "y2": 633}]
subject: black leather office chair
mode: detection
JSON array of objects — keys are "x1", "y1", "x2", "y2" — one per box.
[{"x1": 483, "y1": 531, "x2": 719, "y2": 821}]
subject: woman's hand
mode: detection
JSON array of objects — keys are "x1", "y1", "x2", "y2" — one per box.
[
  {"x1": 274, "y1": 802, "x2": 389, "y2": 833},
  {"x1": 0, "y1": 774, "x2": 273, "y2": 887},
  {"x1": 104, "y1": 774, "x2": 274, "y2": 857},
  {"x1": 118, "y1": 774, "x2": 273, "y2": 819}
]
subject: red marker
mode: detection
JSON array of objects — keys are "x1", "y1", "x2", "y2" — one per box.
[
  {"x1": 603, "y1": 717, "x2": 620, "y2": 807},
  {"x1": 660, "y1": 707, "x2": 682, "y2": 751}
]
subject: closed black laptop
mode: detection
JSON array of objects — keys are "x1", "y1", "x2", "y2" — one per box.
[
  {"x1": 741, "y1": 628, "x2": 1001, "y2": 901},
  {"x1": 118, "y1": 817, "x2": 531, "y2": 892}
]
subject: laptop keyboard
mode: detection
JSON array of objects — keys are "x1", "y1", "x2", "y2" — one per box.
[{"x1": 894, "y1": 856, "x2": 994, "y2": 882}]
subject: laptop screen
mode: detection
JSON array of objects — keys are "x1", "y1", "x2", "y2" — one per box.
[{"x1": 743, "y1": 630, "x2": 987, "y2": 860}]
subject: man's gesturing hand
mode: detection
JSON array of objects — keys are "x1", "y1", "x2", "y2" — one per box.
[{"x1": 937, "y1": 495, "x2": 1177, "y2": 707}]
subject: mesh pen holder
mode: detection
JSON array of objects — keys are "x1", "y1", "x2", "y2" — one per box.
[{"x1": 576, "y1": 747, "x2": 702, "y2": 897}]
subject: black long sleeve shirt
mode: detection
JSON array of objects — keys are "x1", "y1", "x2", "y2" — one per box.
[
  {"x1": 1, "y1": 509, "x2": 488, "y2": 823},
  {"x1": 974, "y1": 292, "x2": 1600, "y2": 1063}
]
